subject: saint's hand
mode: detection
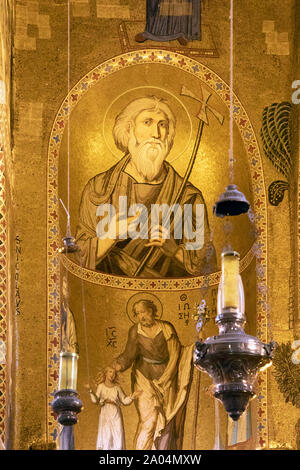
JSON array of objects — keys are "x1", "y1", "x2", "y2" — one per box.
[
  {"x1": 97, "y1": 212, "x2": 139, "y2": 260},
  {"x1": 98, "y1": 211, "x2": 139, "y2": 241},
  {"x1": 145, "y1": 225, "x2": 181, "y2": 258},
  {"x1": 131, "y1": 390, "x2": 143, "y2": 400}
]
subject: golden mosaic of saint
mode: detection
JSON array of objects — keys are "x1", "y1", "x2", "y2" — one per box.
[{"x1": 76, "y1": 96, "x2": 216, "y2": 278}]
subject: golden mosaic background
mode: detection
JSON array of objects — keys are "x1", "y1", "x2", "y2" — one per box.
[{"x1": 0, "y1": 0, "x2": 298, "y2": 450}]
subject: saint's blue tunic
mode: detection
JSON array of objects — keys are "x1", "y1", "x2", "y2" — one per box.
[{"x1": 144, "y1": 0, "x2": 201, "y2": 42}]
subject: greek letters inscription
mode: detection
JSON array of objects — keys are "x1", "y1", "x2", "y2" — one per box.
[
  {"x1": 178, "y1": 294, "x2": 190, "y2": 325},
  {"x1": 106, "y1": 326, "x2": 117, "y2": 348}
]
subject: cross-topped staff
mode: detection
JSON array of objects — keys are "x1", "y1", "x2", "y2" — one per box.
[{"x1": 133, "y1": 85, "x2": 224, "y2": 277}]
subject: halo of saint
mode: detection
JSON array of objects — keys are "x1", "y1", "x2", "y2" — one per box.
[
  {"x1": 126, "y1": 292, "x2": 163, "y2": 323},
  {"x1": 102, "y1": 86, "x2": 193, "y2": 164}
]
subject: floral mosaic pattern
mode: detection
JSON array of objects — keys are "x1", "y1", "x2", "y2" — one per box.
[
  {"x1": 0, "y1": 150, "x2": 7, "y2": 444},
  {"x1": 59, "y1": 244, "x2": 255, "y2": 291}
]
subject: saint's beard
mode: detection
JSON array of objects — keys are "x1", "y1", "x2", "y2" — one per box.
[
  {"x1": 139, "y1": 317, "x2": 156, "y2": 328},
  {"x1": 128, "y1": 131, "x2": 169, "y2": 182}
]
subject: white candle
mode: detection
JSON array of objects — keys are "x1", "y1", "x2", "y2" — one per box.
[
  {"x1": 222, "y1": 251, "x2": 240, "y2": 309},
  {"x1": 58, "y1": 351, "x2": 78, "y2": 390}
]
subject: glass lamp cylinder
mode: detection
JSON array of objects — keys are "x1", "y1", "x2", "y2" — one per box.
[
  {"x1": 58, "y1": 351, "x2": 78, "y2": 391},
  {"x1": 218, "y1": 251, "x2": 244, "y2": 313}
]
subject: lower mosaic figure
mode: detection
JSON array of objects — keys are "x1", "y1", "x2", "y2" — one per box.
[
  {"x1": 114, "y1": 296, "x2": 194, "y2": 450},
  {"x1": 87, "y1": 366, "x2": 141, "y2": 450}
]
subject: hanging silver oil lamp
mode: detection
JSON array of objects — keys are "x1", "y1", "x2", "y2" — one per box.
[
  {"x1": 59, "y1": 223, "x2": 79, "y2": 254},
  {"x1": 213, "y1": 184, "x2": 250, "y2": 218},
  {"x1": 194, "y1": 250, "x2": 276, "y2": 421}
]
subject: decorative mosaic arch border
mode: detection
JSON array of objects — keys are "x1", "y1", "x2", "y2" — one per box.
[
  {"x1": 59, "y1": 243, "x2": 255, "y2": 291},
  {"x1": 0, "y1": 6, "x2": 12, "y2": 441},
  {"x1": 0, "y1": 148, "x2": 8, "y2": 445},
  {"x1": 47, "y1": 50, "x2": 269, "y2": 448}
]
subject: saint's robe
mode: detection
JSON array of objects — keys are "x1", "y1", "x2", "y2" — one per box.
[
  {"x1": 116, "y1": 320, "x2": 194, "y2": 450},
  {"x1": 76, "y1": 155, "x2": 216, "y2": 278}
]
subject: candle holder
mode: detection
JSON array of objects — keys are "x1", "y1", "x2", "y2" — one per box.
[
  {"x1": 51, "y1": 390, "x2": 83, "y2": 426},
  {"x1": 59, "y1": 235, "x2": 78, "y2": 254},
  {"x1": 59, "y1": 224, "x2": 79, "y2": 254},
  {"x1": 51, "y1": 352, "x2": 82, "y2": 426},
  {"x1": 194, "y1": 251, "x2": 276, "y2": 421}
]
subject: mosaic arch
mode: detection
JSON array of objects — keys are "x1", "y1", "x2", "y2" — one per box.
[
  {"x1": 0, "y1": 147, "x2": 8, "y2": 446},
  {"x1": 47, "y1": 50, "x2": 269, "y2": 448}
]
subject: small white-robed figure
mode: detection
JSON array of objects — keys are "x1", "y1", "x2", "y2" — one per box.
[{"x1": 87, "y1": 366, "x2": 141, "y2": 450}]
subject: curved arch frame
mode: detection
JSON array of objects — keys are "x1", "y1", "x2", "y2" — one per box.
[{"x1": 47, "y1": 50, "x2": 269, "y2": 448}]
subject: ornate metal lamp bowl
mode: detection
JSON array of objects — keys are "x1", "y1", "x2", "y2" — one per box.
[
  {"x1": 194, "y1": 251, "x2": 276, "y2": 421},
  {"x1": 58, "y1": 222, "x2": 79, "y2": 254},
  {"x1": 194, "y1": 308, "x2": 276, "y2": 421},
  {"x1": 51, "y1": 389, "x2": 83, "y2": 426},
  {"x1": 59, "y1": 234, "x2": 79, "y2": 254}
]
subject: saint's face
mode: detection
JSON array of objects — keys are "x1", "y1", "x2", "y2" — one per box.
[
  {"x1": 135, "y1": 302, "x2": 156, "y2": 328},
  {"x1": 134, "y1": 110, "x2": 169, "y2": 144}
]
